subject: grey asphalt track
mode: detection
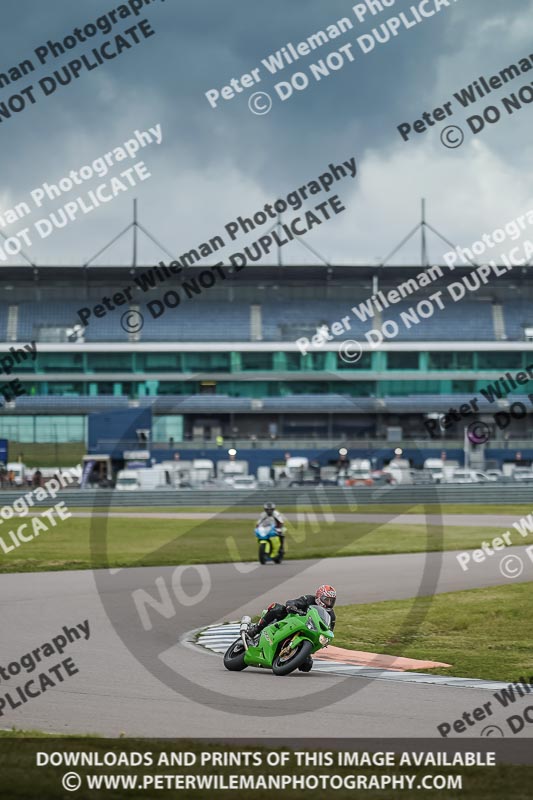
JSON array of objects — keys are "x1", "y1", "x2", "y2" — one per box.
[{"x1": 1, "y1": 545, "x2": 532, "y2": 738}]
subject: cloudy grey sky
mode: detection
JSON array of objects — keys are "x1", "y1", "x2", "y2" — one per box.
[{"x1": 0, "y1": 0, "x2": 532, "y2": 266}]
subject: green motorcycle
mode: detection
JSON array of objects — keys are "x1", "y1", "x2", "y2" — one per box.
[{"x1": 223, "y1": 606, "x2": 334, "y2": 676}]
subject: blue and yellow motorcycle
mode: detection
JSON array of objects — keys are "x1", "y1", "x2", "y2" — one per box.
[{"x1": 255, "y1": 519, "x2": 285, "y2": 564}]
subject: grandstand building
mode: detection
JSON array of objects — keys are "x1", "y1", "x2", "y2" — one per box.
[{"x1": 1, "y1": 263, "x2": 533, "y2": 465}]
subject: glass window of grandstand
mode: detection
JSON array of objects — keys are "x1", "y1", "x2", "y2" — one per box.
[
  {"x1": 139, "y1": 353, "x2": 182, "y2": 372},
  {"x1": 97, "y1": 383, "x2": 115, "y2": 395},
  {"x1": 8, "y1": 354, "x2": 36, "y2": 373},
  {"x1": 382, "y1": 381, "x2": 442, "y2": 396},
  {"x1": 310, "y1": 352, "x2": 330, "y2": 370},
  {"x1": 47, "y1": 382, "x2": 85, "y2": 397},
  {"x1": 427, "y1": 352, "x2": 451, "y2": 370},
  {"x1": 427, "y1": 352, "x2": 475, "y2": 370},
  {"x1": 118, "y1": 382, "x2": 135, "y2": 398},
  {"x1": 476, "y1": 352, "x2": 524, "y2": 370},
  {"x1": 0, "y1": 416, "x2": 36, "y2": 442},
  {"x1": 158, "y1": 382, "x2": 198, "y2": 395},
  {"x1": 240, "y1": 353, "x2": 274, "y2": 371},
  {"x1": 386, "y1": 352, "x2": 419, "y2": 370},
  {"x1": 182, "y1": 353, "x2": 231, "y2": 372},
  {"x1": 39, "y1": 353, "x2": 84, "y2": 372},
  {"x1": 335, "y1": 351, "x2": 371, "y2": 370},
  {"x1": 36, "y1": 416, "x2": 85, "y2": 443},
  {"x1": 222, "y1": 382, "x2": 271, "y2": 397},
  {"x1": 87, "y1": 354, "x2": 133, "y2": 372},
  {"x1": 451, "y1": 381, "x2": 476, "y2": 394},
  {"x1": 0, "y1": 415, "x2": 85, "y2": 443},
  {"x1": 284, "y1": 353, "x2": 303, "y2": 371},
  {"x1": 281, "y1": 382, "x2": 329, "y2": 394},
  {"x1": 329, "y1": 382, "x2": 376, "y2": 397}
]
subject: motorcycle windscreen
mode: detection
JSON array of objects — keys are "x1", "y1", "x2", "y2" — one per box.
[
  {"x1": 257, "y1": 521, "x2": 274, "y2": 536},
  {"x1": 316, "y1": 607, "x2": 331, "y2": 628}
]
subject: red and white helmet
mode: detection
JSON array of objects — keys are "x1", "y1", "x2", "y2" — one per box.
[{"x1": 315, "y1": 584, "x2": 336, "y2": 609}]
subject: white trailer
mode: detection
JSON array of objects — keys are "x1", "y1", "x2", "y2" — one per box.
[
  {"x1": 115, "y1": 467, "x2": 170, "y2": 491},
  {"x1": 190, "y1": 459, "x2": 215, "y2": 486},
  {"x1": 6, "y1": 462, "x2": 27, "y2": 486}
]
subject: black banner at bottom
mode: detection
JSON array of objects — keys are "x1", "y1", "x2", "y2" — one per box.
[{"x1": 0, "y1": 737, "x2": 531, "y2": 799}]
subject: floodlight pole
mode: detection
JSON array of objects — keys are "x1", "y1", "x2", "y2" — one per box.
[
  {"x1": 277, "y1": 213, "x2": 282, "y2": 267},
  {"x1": 421, "y1": 198, "x2": 428, "y2": 267},
  {"x1": 83, "y1": 200, "x2": 176, "y2": 267}
]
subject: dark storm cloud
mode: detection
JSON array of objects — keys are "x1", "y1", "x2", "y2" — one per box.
[{"x1": 0, "y1": 0, "x2": 531, "y2": 264}]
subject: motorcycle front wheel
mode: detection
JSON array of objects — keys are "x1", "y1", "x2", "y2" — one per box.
[
  {"x1": 258, "y1": 541, "x2": 269, "y2": 564},
  {"x1": 223, "y1": 638, "x2": 248, "y2": 671},
  {"x1": 272, "y1": 639, "x2": 313, "y2": 676}
]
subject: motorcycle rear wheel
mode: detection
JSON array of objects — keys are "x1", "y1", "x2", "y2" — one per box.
[
  {"x1": 223, "y1": 638, "x2": 248, "y2": 671},
  {"x1": 272, "y1": 639, "x2": 313, "y2": 676}
]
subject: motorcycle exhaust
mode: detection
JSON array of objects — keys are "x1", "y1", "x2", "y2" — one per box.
[{"x1": 240, "y1": 615, "x2": 251, "y2": 650}]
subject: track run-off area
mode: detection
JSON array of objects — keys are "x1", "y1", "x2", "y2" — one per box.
[{"x1": 1, "y1": 540, "x2": 532, "y2": 738}]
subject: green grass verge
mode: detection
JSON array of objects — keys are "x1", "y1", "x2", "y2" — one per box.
[
  {"x1": 334, "y1": 583, "x2": 533, "y2": 682},
  {"x1": 0, "y1": 728, "x2": 79, "y2": 738},
  {"x1": 7, "y1": 442, "x2": 85, "y2": 468},
  {"x1": 1, "y1": 515, "x2": 531, "y2": 573}
]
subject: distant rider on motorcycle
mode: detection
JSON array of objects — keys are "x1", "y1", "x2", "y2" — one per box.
[
  {"x1": 257, "y1": 502, "x2": 286, "y2": 556},
  {"x1": 247, "y1": 585, "x2": 337, "y2": 672}
]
